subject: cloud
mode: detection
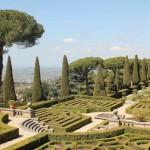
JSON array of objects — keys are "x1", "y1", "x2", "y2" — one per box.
[
  {"x1": 111, "y1": 45, "x2": 132, "y2": 51},
  {"x1": 63, "y1": 38, "x2": 79, "y2": 43},
  {"x1": 112, "y1": 46, "x2": 122, "y2": 51}
]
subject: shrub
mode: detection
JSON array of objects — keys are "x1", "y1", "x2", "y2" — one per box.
[
  {"x1": 0, "y1": 113, "x2": 19, "y2": 143},
  {"x1": 2, "y1": 132, "x2": 49, "y2": 150}
]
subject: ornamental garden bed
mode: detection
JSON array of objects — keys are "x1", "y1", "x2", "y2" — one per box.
[
  {"x1": 52, "y1": 98, "x2": 123, "y2": 113},
  {"x1": 35, "y1": 108, "x2": 91, "y2": 132},
  {"x1": 126, "y1": 102, "x2": 150, "y2": 117},
  {"x1": 3, "y1": 127, "x2": 150, "y2": 150}
]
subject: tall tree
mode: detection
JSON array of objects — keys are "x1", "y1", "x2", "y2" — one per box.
[
  {"x1": 107, "y1": 73, "x2": 115, "y2": 94},
  {"x1": 69, "y1": 57, "x2": 103, "y2": 95},
  {"x1": 104, "y1": 57, "x2": 125, "y2": 75},
  {"x1": 148, "y1": 59, "x2": 150, "y2": 80},
  {"x1": 115, "y1": 68, "x2": 119, "y2": 92},
  {"x1": 132, "y1": 54, "x2": 140, "y2": 85},
  {"x1": 3, "y1": 56, "x2": 16, "y2": 103},
  {"x1": 32, "y1": 57, "x2": 43, "y2": 102},
  {"x1": 93, "y1": 64, "x2": 105, "y2": 96},
  {"x1": 141, "y1": 58, "x2": 147, "y2": 82},
  {"x1": 123, "y1": 56, "x2": 131, "y2": 88},
  {"x1": 0, "y1": 10, "x2": 44, "y2": 87},
  {"x1": 61, "y1": 55, "x2": 70, "y2": 98}
]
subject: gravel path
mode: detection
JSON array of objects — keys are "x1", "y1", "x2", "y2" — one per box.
[{"x1": 0, "y1": 117, "x2": 37, "y2": 149}]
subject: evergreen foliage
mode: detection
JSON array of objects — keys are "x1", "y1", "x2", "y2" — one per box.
[
  {"x1": 107, "y1": 73, "x2": 116, "y2": 94},
  {"x1": 123, "y1": 56, "x2": 131, "y2": 88},
  {"x1": 32, "y1": 57, "x2": 43, "y2": 102},
  {"x1": 3, "y1": 56, "x2": 16, "y2": 103},
  {"x1": 114, "y1": 68, "x2": 119, "y2": 92},
  {"x1": 61, "y1": 55, "x2": 70, "y2": 98},
  {"x1": 132, "y1": 54, "x2": 140, "y2": 85},
  {"x1": 93, "y1": 64, "x2": 106, "y2": 96},
  {"x1": 0, "y1": 10, "x2": 44, "y2": 88},
  {"x1": 141, "y1": 58, "x2": 147, "y2": 82},
  {"x1": 148, "y1": 59, "x2": 150, "y2": 80},
  {"x1": 69, "y1": 57, "x2": 103, "y2": 95}
]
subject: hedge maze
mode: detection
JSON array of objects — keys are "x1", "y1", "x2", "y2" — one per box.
[
  {"x1": 126, "y1": 102, "x2": 150, "y2": 117},
  {"x1": 35, "y1": 108, "x2": 91, "y2": 132},
  {"x1": 52, "y1": 98, "x2": 123, "y2": 113},
  {"x1": 35, "y1": 133, "x2": 150, "y2": 150}
]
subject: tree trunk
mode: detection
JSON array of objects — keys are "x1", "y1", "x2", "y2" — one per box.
[
  {"x1": 0, "y1": 44, "x2": 4, "y2": 88},
  {"x1": 85, "y1": 77, "x2": 89, "y2": 95}
]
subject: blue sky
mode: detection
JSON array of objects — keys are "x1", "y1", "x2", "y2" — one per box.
[{"x1": 1, "y1": 0, "x2": 150, "y2": 67}]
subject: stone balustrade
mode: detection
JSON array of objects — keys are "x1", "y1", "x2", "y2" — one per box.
[{"x1": 0, "y1": 107, "x2": 35, "y2": 119}]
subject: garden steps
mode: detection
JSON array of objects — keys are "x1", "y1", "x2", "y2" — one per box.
[{"x1": 21, "y1": 118, "x2": 54, "y2": 133}]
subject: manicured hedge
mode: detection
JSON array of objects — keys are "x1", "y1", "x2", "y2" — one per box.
[
  {"x1": 4, "y1": 126, "x2": 150, "y2": 150},
  {"x1": 75, "y1": 95, "x2": 116, "y2": 101},
  {"x1": 2, "y1": 132, "x2": 49, "y2": 150},
  {"x1": 47, "y1": 127, "x2": 125, "y2": 141},
  {"x1": 35, "y1": 108, "x2": 92, "y2": 132},
  {"x1": 126, "y1": 102, "x2": 150, "y2": 117},
  {"x1": 125, "y1": 127, "x2": 150, "y2": 136},
  {"x1": 0, "y1": 113, "x2": 19, "y2": 144},
  {"x1": 17, "y1": 96, "x2": 75, "y2": 110},
  {"x1": 0, "y1": 103, "x2": 6, "y2": 108},
  {"x1": 53, "y1": 99, "x2": 123, "y2": 113},
  {"x1": 18, "y1": 100, "x2": 58, "y2": 110}
]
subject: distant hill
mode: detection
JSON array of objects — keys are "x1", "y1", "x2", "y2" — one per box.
[{"x1": 2, "y1": 66, "x2": 61, "y2": 82}]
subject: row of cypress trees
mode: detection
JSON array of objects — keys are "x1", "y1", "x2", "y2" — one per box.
[
  {"x1": 93, "y1": 54, "x2": 150, "y2": 96},
  {"x1": 2, "y1": 55, "x2": 70, "y2": 104}
]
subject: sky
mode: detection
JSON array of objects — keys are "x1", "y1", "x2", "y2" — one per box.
[{"x1": 1, "y1": 0, "x2": 150, "y2": 67}]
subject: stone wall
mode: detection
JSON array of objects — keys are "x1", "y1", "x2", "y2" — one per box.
[{"x1": 0, "y1": 107, "x2": 35, "y2": 118}]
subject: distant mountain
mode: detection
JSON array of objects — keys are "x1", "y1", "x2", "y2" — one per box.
[{"x1": 2, "y1": 66, "x2": 61, "y2": 82}]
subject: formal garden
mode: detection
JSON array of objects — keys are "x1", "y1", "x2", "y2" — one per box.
[{"x1": 0, "y1": 9, "x2": 150, "y2": 150}]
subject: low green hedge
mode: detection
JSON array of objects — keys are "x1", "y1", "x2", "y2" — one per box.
[
  {"x1": 126, "y1": 102, "x2": 150, "y2": 117},
  {"x1": 139, "y1": 99, "x2": 150, "y2": 103},
  {"x1": 17, "y1": 96, "x2": 75, "y2": 110},
  {"x1": 0, "y1": 103, "x2": 6, "y2": 108},
  {"x1": 2, "y1": 132, "x2": 49, "y2": 150},
  {"x1": 0, "y1": 113, "x2": 19, "y2": 144},
  {"x1": 4, "y1": 126, "x2": 150, "y2": 150},
  {"x1": 125, "y1": 127, "x2": 150, "y2": 136},
  {"x1": 48, "y1": 127, "x2": 125, "y2": 141},
  {"x1": 75, "y1": 95, "x2": 116, "y2": 101}
]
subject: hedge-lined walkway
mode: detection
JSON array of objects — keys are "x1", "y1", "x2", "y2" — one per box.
[
  {"x1": 74, "y1": 102, "x2": 134, "y2": 132},
  {"x1": 0, "y1": 117, "x2": 37, "y2": 149}
]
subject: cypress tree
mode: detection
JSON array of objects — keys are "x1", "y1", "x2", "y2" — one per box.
[
  {"x1": 93, "y1": 64, "x2": 105, "y2": 96},
  {"x1": 148, "y1": 59, "x2": 150, "y2": 80},
  {"x1": 123, "y1": 56, "x2": 131, "y2": 88},
  {"x1": 32, "y1": 57, "x2": 43, "y2": 102},
  {"x1": 115, "y1": 68, "x2": 119, "y2": 92},
  {"x1": 61, "y1": 55, "x2": 70, "y2": 98},
  {"x1": 133, "y1": 54, "x2": 140, "y2": 85},
  {"x1": 141, "y1": 58, "x2": 147, "y2": 82},
  {"x1": 3, "y1": 56, "x2": 16, "y2": 103},
  {"x1": 107, "y1": 73, "x2": 115, "y2": 94}
]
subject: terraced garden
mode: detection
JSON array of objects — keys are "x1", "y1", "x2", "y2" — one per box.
[
  {"x1": 35, "y1": 108, "x2": 91, "y2": 132},
  {"x1": 126, "y1": 102, "x2": 150, "y2": 118},
  {"x1": 35, "y1": 133, "x2": 150, "y2": 150},
  {"x1": 52, "y1": 98, "x2": 123, "y2": 113}
]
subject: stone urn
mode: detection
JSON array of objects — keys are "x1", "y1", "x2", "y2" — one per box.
[{"x1": 8, "y1": 100, "x2": 16, "y2": 109}]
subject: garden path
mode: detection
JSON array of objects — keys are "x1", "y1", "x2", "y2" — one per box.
[
  {"x1": 0, "y1": 117, "x2": 37, "y2": 149},
  {"x1": 74, "y1": 101, "x2": 134, "y2": 132}
]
